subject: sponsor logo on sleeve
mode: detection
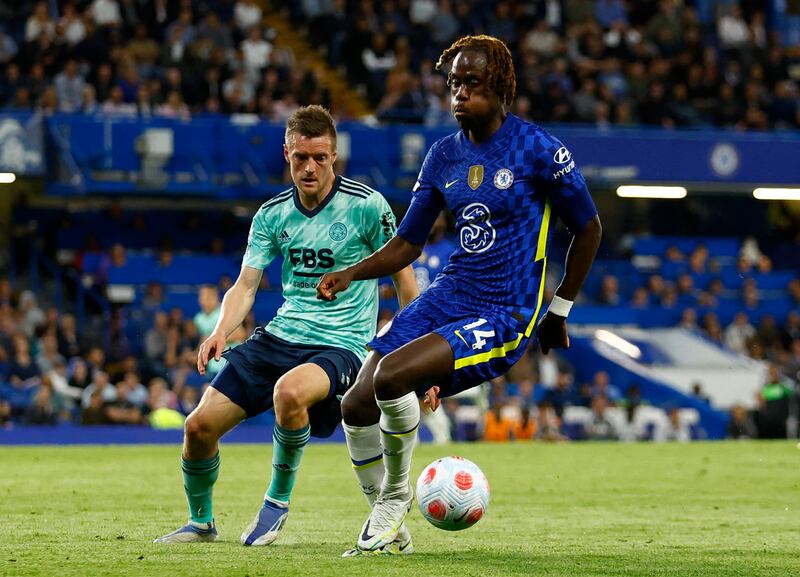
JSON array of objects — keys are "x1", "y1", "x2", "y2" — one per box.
[
  {"x1": 554, "y1": 147, "x2": 572, "y2": 164},
  {"x1": 552, "y1": 147, "x2": 575, "y2": 180}
]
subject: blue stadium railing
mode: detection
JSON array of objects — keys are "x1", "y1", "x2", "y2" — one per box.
[{"x1": 2, "y1": 112, "x2": 799, "y2": 201}]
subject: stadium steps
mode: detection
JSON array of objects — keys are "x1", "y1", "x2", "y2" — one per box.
[{"x1": 261, "y1": 4, "x2": 372, "y2": 119}]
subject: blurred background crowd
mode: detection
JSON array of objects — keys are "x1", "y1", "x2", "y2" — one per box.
[
  {"x1": 0, "y1": 0, "x2": 798, "y2": 128},
  {"x1": 0, "y1": 0, "x2": 798, "y2": 441},
  {"x1": 1, "y1": 206, "x2": 797, "y2": 442}
]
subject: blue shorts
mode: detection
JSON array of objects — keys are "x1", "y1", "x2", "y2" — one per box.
[
  {"x1": 368, "y1": 282, "x2": 541, "y2": 398},
  {"x1": 214, "y1": 328, "x2": 362, "y2": 438}
]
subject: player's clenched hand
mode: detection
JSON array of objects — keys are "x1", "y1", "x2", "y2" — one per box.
[
  {"x1": 316, "y1": 269, "x2": 354, "y2": 301},
  {"x1": 197, "y1": 331, "x2": 226, "y2": 375},
  {"x1": 536, "y1": 312, "x2": 569, "y2": 355},
  {"x1": 422, "y1": 386, "x2": 441, "y2": 413}
]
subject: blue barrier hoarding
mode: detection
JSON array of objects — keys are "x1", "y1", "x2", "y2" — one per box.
[
  {"x1": 12, "y1": 113, "x2": 799, "y2": 197},
  {"x1": 555, "y1": 126, "x2": 800, "y2": 187}
]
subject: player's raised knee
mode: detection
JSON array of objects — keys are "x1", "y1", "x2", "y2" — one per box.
[
  {"x1": 340, "y1": 387, "x2": 359, "y2": 422},
  {"x1": 184, "y1": 412, "x2": 218, "y2": 448},
  {"x1": 341, "y1": 380, "x2": 374, "y2": 423},
  {"x1": 373, "y1": 355, "x2": 408, "y2": 396},
  {"x1": 273, "y1": 379, "x2": 306, "y2": 411}
]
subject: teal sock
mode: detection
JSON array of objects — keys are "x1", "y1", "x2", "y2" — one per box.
[
  {"x1": 266, "y1": 423, "x2": 310, "y2": 504},
  {"x1": 182, "y1": 453, "x2": 220, "y2": 524}
]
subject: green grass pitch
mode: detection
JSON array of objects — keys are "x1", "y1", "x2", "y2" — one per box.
[{"x1": 2, "y1": 441, "x2": 799, "y2": 577}]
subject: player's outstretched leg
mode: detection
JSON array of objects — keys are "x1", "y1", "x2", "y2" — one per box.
[
  {"x1": 355, "y1": 395, "x2": 417, "y2": 552},
  {"x1": 341, "y1": 352, "x2": 413, "y2": 557},
  {"x1": 155, "y1": 386, "x2": 245, "y2": 543},
  {"x1": 241, "y1": 364, "x2": 328, "y2": 546},
  {"x1": 342, "y1": 417, "x2": 414, "y2": 557},
  {"x1": 356, "y1": 334, "x2": 454, "y2": 552},
  {"x1": 239, "y1": 422, "x2": 305, "y2": 546}
]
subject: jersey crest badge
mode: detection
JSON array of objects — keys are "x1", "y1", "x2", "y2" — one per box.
[
  {"x1": 329, "y1": 222, "x2": 348, "y2": 241},
  {"x1": 493, "y1": 168, "x2": 514, "y2": 189},
  {"x1": 468, "y1": 165, "x2": 484, "y2": 190}
]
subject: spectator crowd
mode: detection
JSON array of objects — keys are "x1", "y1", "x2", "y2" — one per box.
[
  {"x1": 0, "y1": 1, "x2": 797, "y2": 129},
  {"x1": 1, "y1": 0, "x2": 331, "y2": 120},
  {"x1": 1, "y1": 228, "x2": 798, "y2": 440},
  {"x1": 0, "y1": 1, "x2": 798, "y2": 438},
  {"x1": 0, "y1": 274, "x2": 242, "y2": 429}
]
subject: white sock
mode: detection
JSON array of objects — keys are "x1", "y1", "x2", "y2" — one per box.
[
  {"x1": 343, "y1": 422, "x2": 385, "y2": 507},
  {"x1": 377, "y1": 392, "x2": 419, "y2": 499}
]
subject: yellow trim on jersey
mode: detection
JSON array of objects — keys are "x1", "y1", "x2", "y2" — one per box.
[
  {"x1": 453, "y1": 262, "x2": 547, "y2": 370},
  {"x1": 535, "y1": 199, "x2": 551, "y2": 262},
  {"x1": 525, "y1": 258, "x2": 548, "y2": 337},
  {"x1": 452, "y1": 198, "x2": 551, "y2": 371},
  {"x1": 454, "y1": 334, "x2": 524, "y2": 369}
]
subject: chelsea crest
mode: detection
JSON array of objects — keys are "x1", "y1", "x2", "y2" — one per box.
[{"x1": 493, "y1": 168, "x2": 514, "y2": 189}]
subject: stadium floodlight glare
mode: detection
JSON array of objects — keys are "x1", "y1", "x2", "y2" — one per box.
[
  {"x1": 594, "y1": 329, "x2": 642, "y2": 360},
  {"x1": 752, "y1": 188, "x2": 800, "y2": 200},
  {"x1": 616, "y1": 185, "x2": 687, "y2": 199},
  {"x1": 0, "y1": 173, "x2": 16, "y2": 184}
]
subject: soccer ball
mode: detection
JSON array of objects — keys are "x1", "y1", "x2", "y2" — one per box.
[{"x1": 415, "y1": 456, "x2": 490, "y2": 531}]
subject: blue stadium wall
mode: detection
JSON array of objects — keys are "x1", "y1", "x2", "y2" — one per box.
[{"x1": 1, "y1": 113, "x2": 798, "y2": 200}]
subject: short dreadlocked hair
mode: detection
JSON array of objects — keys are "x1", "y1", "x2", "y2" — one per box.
[{"x1": 436, "y1": 35, "x2": 516, "y2": 106}]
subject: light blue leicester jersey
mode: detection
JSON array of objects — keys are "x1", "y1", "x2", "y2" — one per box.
[{"x1": 243, "y1": 176, "x2": 397, "y2": 360}]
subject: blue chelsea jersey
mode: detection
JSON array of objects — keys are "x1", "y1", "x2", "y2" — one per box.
[{"x1": 397, "y1": 114, "x2": 597, "y2": 312}]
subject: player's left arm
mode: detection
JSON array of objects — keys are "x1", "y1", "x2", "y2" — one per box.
[
  {"x1": 371, "y1": 193, "x2": 420, "y2": 308},
  {"x1": 390, "y1": 265, "x2": 418, "y2": 308},
  {"x1": 536, "y1": 144, "x2": 602, "y2": 354}
]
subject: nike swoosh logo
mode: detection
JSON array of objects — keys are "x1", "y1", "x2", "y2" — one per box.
[
  {"x1": 444, "y1": 179, "x2": 458, "y2": 188},
  {"x1": 453, "y1": 511, "x2": 469, "y2": 523},
  {"x1": 361, "y1": 520, "x2": 373, "y2": 542}
]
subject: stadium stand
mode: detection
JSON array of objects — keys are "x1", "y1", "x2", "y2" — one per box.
[
  {"x1": 0, "y1": 1, "x2": 797, "y2": 128},
  {"x1": 0, "y1": 1, "x2": 798, "y2": 442}
]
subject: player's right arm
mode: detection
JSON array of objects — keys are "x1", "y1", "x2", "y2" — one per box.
[
  {"x1": 317, "y1": 142, "x2": 445, "y2": 301},
  {"x1": 197, "y1": 266, "x2": 262, "y2": 374},
  {"x1": 198, "y1": 204, "x2": 277, "y2": 374},
  {"x1": 534, "y1": 137, "x2": 602, "y2": 354},
  {"x1": 316, "y1": 236, "x2": 421, "y2": 301}
]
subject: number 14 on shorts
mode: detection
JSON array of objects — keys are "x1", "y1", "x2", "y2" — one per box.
[{"x1": 455, "y1": 319, "x2": 496, "y2": 351}]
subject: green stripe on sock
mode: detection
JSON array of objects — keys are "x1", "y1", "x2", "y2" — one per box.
[
  {"x1": 182, "y1": 453, "x2": 220, "y2": 524},
  {"x1": 273, "y1": 426, "x2": 311, "y2": 448},
  {"x1": 266, "y1": 424, "x2": 310, "y2": 504}
]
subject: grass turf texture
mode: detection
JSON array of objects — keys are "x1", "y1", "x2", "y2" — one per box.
[{"x1": 2, "y1": 442, "x2": 799, "y2": 577}]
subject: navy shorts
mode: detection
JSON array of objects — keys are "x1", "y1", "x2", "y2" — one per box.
[
  {"x1": 214, "y1": 328, "x2": 362, "y2": 438},
  {"x1": 368, "y1": 282, "x2": 541, "y2": 399}
]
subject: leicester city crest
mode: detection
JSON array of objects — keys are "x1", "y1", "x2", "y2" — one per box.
[{"x1": 329, "y1": 222, "x2": 348, "y2": 241}]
